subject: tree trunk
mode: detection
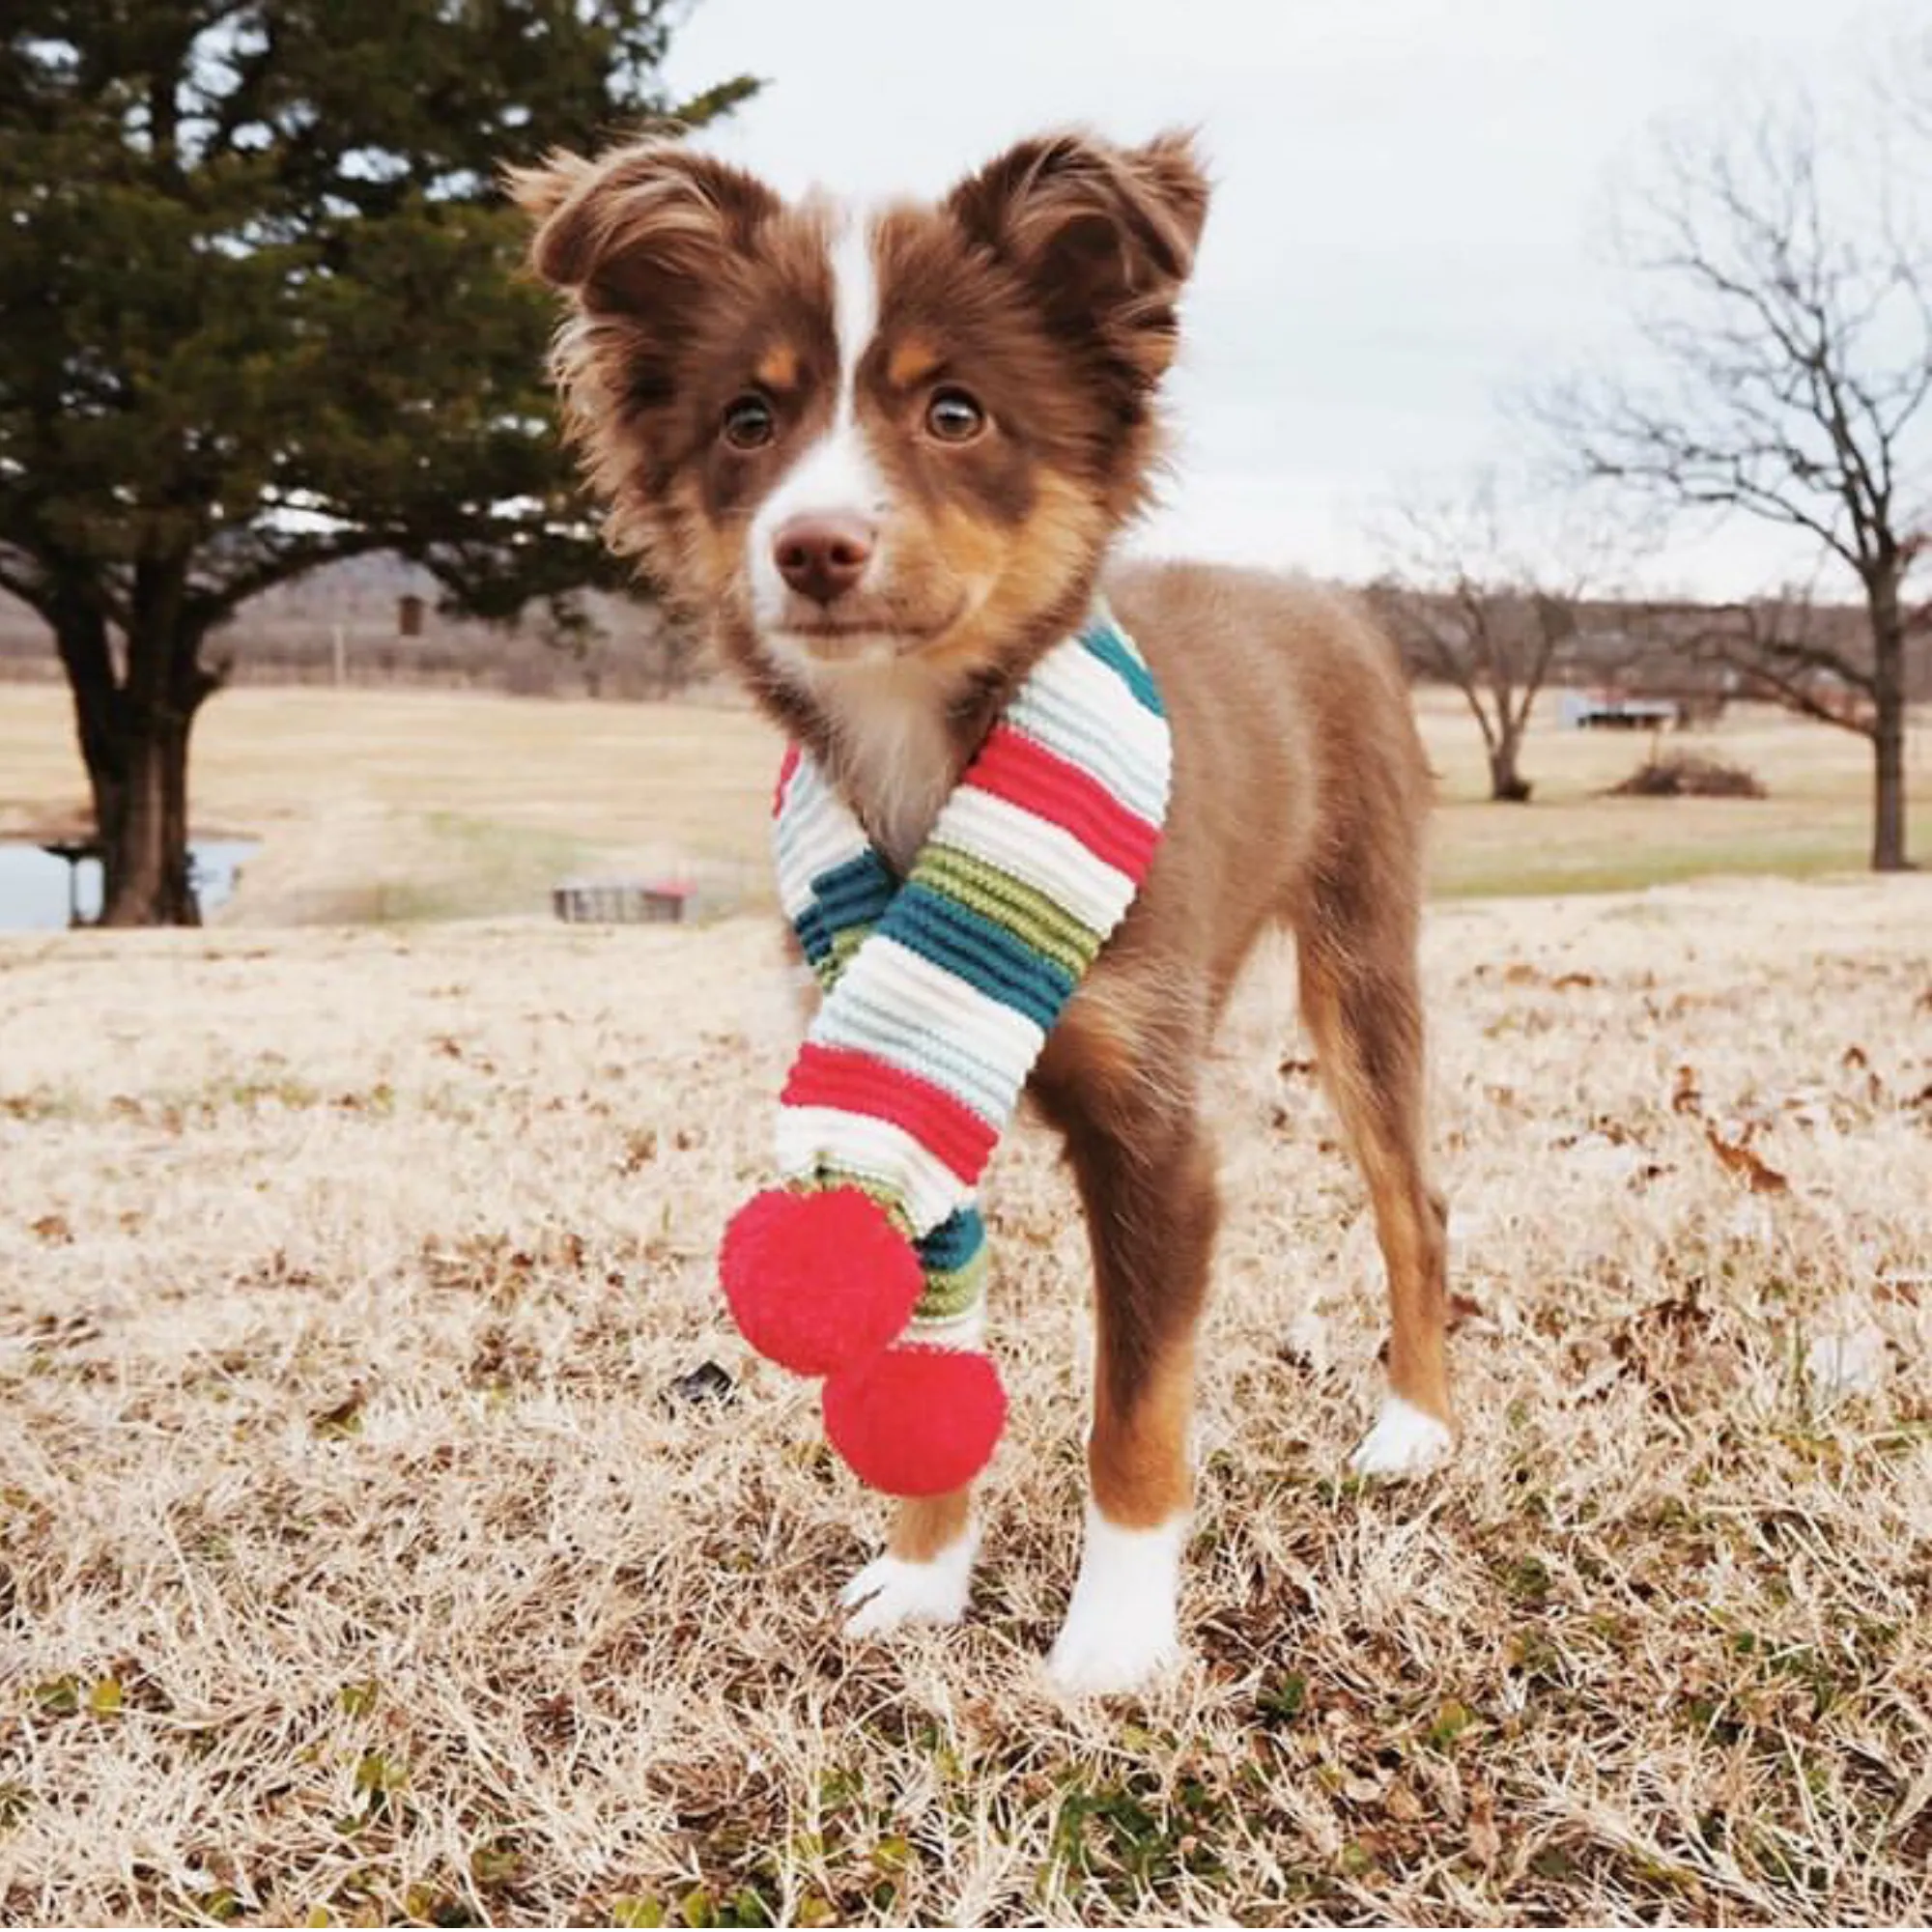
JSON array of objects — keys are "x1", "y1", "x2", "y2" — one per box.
[
  {"x1": 1871, "y1": 685, "x2": 1908, "y2": 872},
  {"x1": 52, "y1": 589, "x2": 128, "y2": 871},
  {"x1": 53, "y1": 577, "x2": 213, "y2": 925},
  {"x1": 99, "y1": 701, "x2": 203, "y2": 925},
  {"x1": 1868, "y1": 577, "x2": 1911, "y2": 872},
  {"x1": 1488, "y1": 733, "x2": 1533, "y2": 804}
]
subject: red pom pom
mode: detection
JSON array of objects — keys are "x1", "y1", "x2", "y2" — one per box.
[
  {"x1": 822, "y1": 1346, "x2": 1007, "y2": 1496},
  {"x1": 720, "y1": 1186, "x2": 923, "y2": 1378}
]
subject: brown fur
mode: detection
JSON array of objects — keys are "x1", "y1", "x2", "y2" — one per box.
[
  {"x1": 511, "y1": 129, "x2": 1450, "y2": 1564},
  {"x1": 1039, "y1": 562, "x2": 1452, "y2": 1543},
  {"x1": 887, "y1": 1489, "x2": 976, "y2": 1564}
]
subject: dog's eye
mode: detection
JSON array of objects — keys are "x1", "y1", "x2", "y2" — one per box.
[
  {"x1": 722, "y1": 395, "x2": 776, "y2": 450},
  {"x1": 925, "y1": 388, "x2": 985, "y2": 443}
]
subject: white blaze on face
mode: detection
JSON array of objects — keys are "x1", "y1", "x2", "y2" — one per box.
[{"x1": 748, "y1": 199, "x2": 892, "y2": 638}]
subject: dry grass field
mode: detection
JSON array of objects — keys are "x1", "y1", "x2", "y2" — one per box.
[
  {"x1": 3, "y1": 679, "x2": 1929, "y2": 919},
  {"x1": 4, "y1": 871, "x2": 1931, "y2": 1925},
  {"x1": 4, "y1": 669, "x2": 1932, "y2": 1923}
]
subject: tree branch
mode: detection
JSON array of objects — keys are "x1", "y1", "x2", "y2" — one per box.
[
  {"x1": 1535, "y1": 81, "x2": 1930, "y2": 613},
  {"x1": 1722, "y1": 653, "x2": 1875, "y2": 736},
  {"x1": 0, "y1": 554, "x2": 51, "y2": 620},
  {"x1": 185, "y1": 527, "x2": 400, "y2": 626},
  {"x1": 1639, "y1": 596, "x2": 1878, "y2": 734}
]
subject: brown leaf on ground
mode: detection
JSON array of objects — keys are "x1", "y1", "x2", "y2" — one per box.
[
  {"x1": 1467, "y1": 1782, "x2": 1502, "y2": 1868},
  {"x1": 1704, "y1": 1125, "x2": 1790, "y2": 1193},
  {"x1": 1384, "y1": 1779, "x2": 1425, "y2": 1823},
  {"x1": 311, "y1": 1388, "x2": 368, "y2": 1436}
]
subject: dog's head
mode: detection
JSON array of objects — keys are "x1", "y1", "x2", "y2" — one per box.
[{"x1": 510, "y1": 129, "x2": 1208, "y2": 696}]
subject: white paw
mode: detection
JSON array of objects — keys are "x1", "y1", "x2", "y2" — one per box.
[
  {"x1": 1350, "y1": 1394, "x2": 1453, "y2": 1479},
  {"x1": 1045, "y1": 1509, "x2": 1186, "y2": 1696},
  {"x1": 838, "y1": 1526, "x2": 978, "y2": 1638}
]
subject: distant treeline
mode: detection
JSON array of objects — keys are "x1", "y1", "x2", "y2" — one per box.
[
  {"x1": 0, "y1": 555, "x2": 716, "y2": 698},
  {"x1": 0, "y1": 617, "x2": 710, "y2": 698},
  {"x1": 3, "y1": 576, "x2": 1923, "y2": 703},
  {"x1": 1374, "y1": 588, "x2": 1932, "y2": 702}
]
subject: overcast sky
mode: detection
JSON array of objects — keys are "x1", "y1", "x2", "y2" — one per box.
[{"x1": 661, "y1": 0, "x2": 1901, "y2": 596}]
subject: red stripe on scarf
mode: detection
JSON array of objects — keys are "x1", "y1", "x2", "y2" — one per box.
[
  {"x1": 773, "y1": 743, "x2": 802, "y2": 818},
  {"x1": 967, "y1": 724, "x2": 1160, "y2": 879},
  {"x1": 782, "y1": 1043, "x2": 997, "y2": 1183}
]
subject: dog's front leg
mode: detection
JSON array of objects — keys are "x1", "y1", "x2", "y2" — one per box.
[
  {"x1": 1036, "y1": 986, "x2": 1217, "y2": 1694},
  {"x1": 840, "y1": 1486, "x2": 980, "y2": 1635}
]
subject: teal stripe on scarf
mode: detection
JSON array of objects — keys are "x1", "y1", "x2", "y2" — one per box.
[{"x1": 1081, "y1": 621, "x2": 1165, "y2": 716}]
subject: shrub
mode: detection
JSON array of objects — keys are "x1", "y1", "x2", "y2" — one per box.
[{"x1": 1608, "y1": 752, "x2": 1767, "y2": 798}]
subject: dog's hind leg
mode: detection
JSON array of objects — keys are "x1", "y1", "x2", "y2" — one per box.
[{"x1": 1297, "y1": 865, "x2": 1453, "y2": 1477}]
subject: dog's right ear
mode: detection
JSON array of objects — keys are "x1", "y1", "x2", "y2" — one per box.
[{"x1": 505, "y1": 141, "x2": 781, "y2": 315}]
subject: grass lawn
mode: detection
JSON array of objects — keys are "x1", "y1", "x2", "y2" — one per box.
[
  {"x1": 2, "y1": 679, "x2": 1927, "y2": 920},
  {"x1": 1418, "y1": 694, "x2": 1932, "y2": 896}
]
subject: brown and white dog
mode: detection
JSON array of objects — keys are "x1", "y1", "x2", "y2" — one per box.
[{"x1": 512, "y1": 128, "x2": 1453, "y2": 1693}]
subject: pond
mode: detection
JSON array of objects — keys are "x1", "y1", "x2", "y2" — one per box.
[{"x1": 0, "y1": 839, "x2": 259, "y2": 930}]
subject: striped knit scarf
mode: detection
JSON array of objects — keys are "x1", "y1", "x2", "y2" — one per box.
[{"x1": 721, "y1": 607, "x2": 1171, "y2": 1495}]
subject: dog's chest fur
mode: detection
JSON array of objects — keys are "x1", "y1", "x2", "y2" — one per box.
[{"x1": 796, "y1": 655, "x2": 965, "y2": 873}]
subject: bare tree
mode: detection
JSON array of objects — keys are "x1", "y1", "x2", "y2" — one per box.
[
  {"x1": 1537, "y1": 71, "x2": 1930, "y2": 869},
  {"x1": 1368, "y1": 468, "x2": 1625, "y2": 803}
]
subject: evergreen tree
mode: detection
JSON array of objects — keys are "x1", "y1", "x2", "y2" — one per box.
[{"x1": 0, "y1": 2, "x2": 754, "y2": 922}]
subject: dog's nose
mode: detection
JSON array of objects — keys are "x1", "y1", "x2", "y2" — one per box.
[{"x1": 773, "y1": 515, "x2": 874, "y2": 605}]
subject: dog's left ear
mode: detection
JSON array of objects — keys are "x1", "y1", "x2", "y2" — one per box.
[{"x1": 946, "y1": 129, "x2": 1209, "y2": 384}]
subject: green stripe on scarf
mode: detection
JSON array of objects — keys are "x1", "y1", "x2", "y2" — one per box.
[{"x1": 917, "y1": 843, "x2": 1104, "y2": 982}]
